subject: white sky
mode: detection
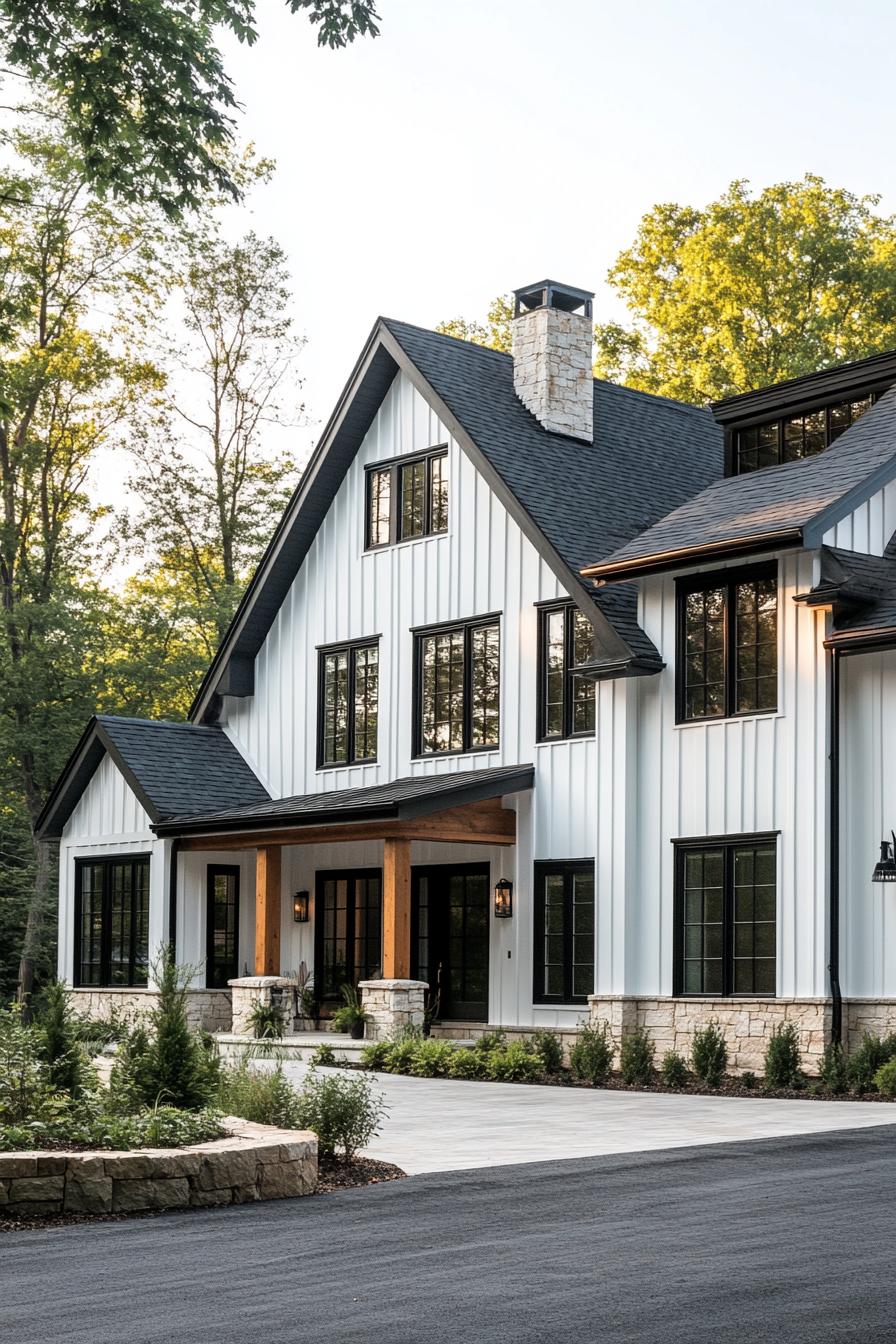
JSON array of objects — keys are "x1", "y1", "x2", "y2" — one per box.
[{"x1": 215, "y1": 0, "x2": 896, "y2": 460}]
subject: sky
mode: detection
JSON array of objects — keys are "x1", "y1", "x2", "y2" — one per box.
[{"x1": 213, "y1": 0, "x2": 896, "y2": 457}]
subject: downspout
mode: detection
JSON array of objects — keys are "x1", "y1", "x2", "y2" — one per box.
[
  {"x1": 168, "y1": 837, "x2": 182, "y2": 962},
  {"x1": 828, "y1": 647, "x2": 842, "y2": 1045}
]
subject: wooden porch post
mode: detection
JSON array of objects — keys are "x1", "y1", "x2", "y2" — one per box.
[
  {"x1": 254, "y1": 846, "x2": 282, "y2": 976},
  {"x1": 382, "y1": 838, "x2": 411, "y2": 979}
]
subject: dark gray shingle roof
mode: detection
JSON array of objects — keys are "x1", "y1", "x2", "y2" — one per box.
[
  {"x1": 586, "y1": 386, "x2": 896, "y2": 581},
  {"x1": 814, "y1": 548, "x2": 896, "y2": 646}
]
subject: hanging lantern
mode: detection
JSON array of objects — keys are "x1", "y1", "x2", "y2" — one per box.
[
  {"x1": 494, "y1": 878, "x2": 513, "y2": 918},
  {"x1": 872, "y1": 835, "x2": 896, "y2": 884},
  {"x1": 293, "y1": 890, "x2": 310, "y2": 922}
]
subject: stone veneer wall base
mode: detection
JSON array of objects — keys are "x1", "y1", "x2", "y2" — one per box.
[
  {"x1": 359, "y1": 979, "x2": 427, "y2": 1041},
  {"x1": 70, "y1": 988, "x2": 232, "y2": 1033}
]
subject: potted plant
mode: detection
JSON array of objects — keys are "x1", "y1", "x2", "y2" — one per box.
[
  {"x1": 330, "y1": 983, "x2": 372, "y2": 1040},
  {"x1": 289, "y1": 962, "x2": 319, "y2": 1030}
]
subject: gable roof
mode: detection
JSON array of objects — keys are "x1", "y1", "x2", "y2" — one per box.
[
  {"x1": 803, "y1": 547, "x2": 896, "y2": 651},
  {"x1": 584, "y1": 385, "x2": 896, "y2": 582},
  {"x1": 189, "y1": 318, "x2": 722, "y2": 719},
  {"x1": 36, "y1": 716, "x2": 270, "y2": 839}
]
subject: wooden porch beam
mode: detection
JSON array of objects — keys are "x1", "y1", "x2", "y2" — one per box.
[
  {"x1": 382, "y1": 837, "x2": 411, "y2": 980},
  {"x1": 254, "y1": 845, "x2": 281, "y2": 975}
]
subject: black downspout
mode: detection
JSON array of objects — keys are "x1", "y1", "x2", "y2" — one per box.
[
  {"x1": 828, "y1": 648, "x2": 842, "y2": 1045},
  {"x1": 168, "y1": 837, "x2": 182, "y2": 962}
]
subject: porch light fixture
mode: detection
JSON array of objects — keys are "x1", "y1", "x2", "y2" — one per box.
[
  {"x1": 872, "y1": 834, "x2": 896, "y2": 884},
  {"x1": 293, "y1": 890, "x2": 310, "y2": 922},
  {"x1": 494, "y1": 878, "x2": 513, "y2": 918}
]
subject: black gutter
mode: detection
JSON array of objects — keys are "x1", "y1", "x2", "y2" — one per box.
[
  {"x1": 168, "y1": 838, "x2": 181, "y2": 961},
  {"x1": 828, "y1": 648, "x2": 842, "y2": 1046},
  {"x1": 583, "y1": 528, "x2": 804, "y2": 584}
]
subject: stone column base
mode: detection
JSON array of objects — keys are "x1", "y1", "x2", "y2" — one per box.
[
  {"x1": 228, "y1": 976, "x2": 295, "y2": 1037},
  {"x1": 359, "y1": 979, "x2": 428, "y2": 1041}
]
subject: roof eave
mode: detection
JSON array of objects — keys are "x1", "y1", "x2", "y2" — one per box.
[{"x1": 582, "y1": 528, "x2": 805, "y2": 584}]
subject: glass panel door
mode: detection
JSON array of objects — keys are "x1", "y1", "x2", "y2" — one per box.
[{"x1": 412, "y1": 865, "x2": 490, "y2": 1020}]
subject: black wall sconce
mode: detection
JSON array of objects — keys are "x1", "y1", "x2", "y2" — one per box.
[
  {"x1": 494, "y1": 877, "x2": 513, "y2": 918},
  {"x1": 872, "y1": 834, "x2": 896, "y2": 884},
  {"x1": 293, "y1": 890, "x2": 310, "y2": 922}
]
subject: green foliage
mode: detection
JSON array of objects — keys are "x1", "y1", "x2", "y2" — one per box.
[
  {"x1": 247, "y1": 998, "x2": 285, "y2": 1040},
  {"x1": 35, "y1": 981, "x2": 90, "y2": 1096},
  {"x1": 0, "y1": 1006, "x2": 58, "y2": 1125},
  {"x1": 330, "y1": 983, "x2": 371, "y2": 1034},
  {"x1": 308, "y1": 1043, "x2": 338, "y2": 1068},
  {"x1": 407, "y1": 1040, "x2": 457, "y2": 1078},
  {"x1": 848, "y1": 1033, "x2": 896, "y2": 1094},
  {"x1": 740, "y1": 1071, "x2": 758, "y2": 1090},
  {"x1": 472, "y1": 1029, "x2": 507, "y2": 1055},
  {"x1": 763, "y1": 1023, "x2": 803, "y2": 1090},
  {"x1": 359, "y1": 1040, "x2": 393, "y2": 1071},
  {"x1": 660, "y1": 1050, "x2": 689, "y2": 1088},
  {"x1": 819, "y1": 1040, "x2": 849, "y2": 1096},
  {"x1": 531, "y1": 1029, "x2": 564, "y2": 1075},
  {"x1": 217, "y1": 1061, "x2": 302, "y2": 1129},
  {"x1": 569, "y1": 1022, "x2": 614, "y2": 1085},
  {"x1": 691, "y1": 1021, "x2": 728, "y2": 1088},
  {"x1": 0, "y1": 1101, "x2": 222, "y2": 1153},
  {"x1": 381, "y1": 1040, "x2": 418, "y2": 1074},
  {"x1": 619, "y1": 1027, "x2": 655, "y2": 1087},
  {"x1": 446, "y1": 1048, "x2": 487, "y2": 1080},
  {"x1": 296, "y1": 1069, "x2": 385, "y2": 1163},
  {"x1": 873, "y1": 1058, "x2": 896, "y2": 1098},
  {"x1": 0, "y1": 1, "x2": 380, "y2": 217},
  {"x1": 485, "y1": 1041, "x2": 543, "y2": 1083},
  {"x1": 436, "y1": 295, "x2": 513, "y2": 353}
]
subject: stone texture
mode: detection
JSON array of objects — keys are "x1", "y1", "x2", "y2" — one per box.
[
  {"x1": 8, "y1": 1175, "x2": 65, "y2": 1204},
  {"x1": 113, "y1": 1177, "x2": 190, "y2": 1213},
  {"x1": 512, "y1": 306, "x2": 593, "y2": 442},
  {"x1": 69, "y1": 987, "x2": 232, "y2": 1033},
  {"x1": 360, "y1": 979, "x2": 427, "y2": 1041},
  {"x1": 64, "y1": 1171, "x2": 114, "y2": 1214},
  {"x1": 228, "y1": 976, "x2": 294, "y2": 1037}
]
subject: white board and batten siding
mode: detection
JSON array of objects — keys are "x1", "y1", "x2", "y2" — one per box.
[
  {"x1": 221, "y1": 370, "x2": 599, "y2": 1027},
  {"x1": 823, "y1": 478, "x2": 896, "y2": 555}
]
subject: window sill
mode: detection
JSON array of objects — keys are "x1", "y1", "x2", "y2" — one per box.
[
  {"x1": 672, "y1": 993, "x2": 777, "y2": 1001},
  {"x1": 535, "y1": 734, "x2": 596, "y2": 747}
]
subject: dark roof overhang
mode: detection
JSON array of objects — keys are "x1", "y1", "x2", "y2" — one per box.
[
  {"x1": 711, "y1": 349, "x2": 896, "y2": 427},
  {"x1": 582, "y1": 527, "x2": 805, "y2": 584},
  {"x1": 824, "y1": 626, "x2": 896, "y2": 654},
  {"x1": 36, "y1": 717, "x2": 159, "y2": 840}
]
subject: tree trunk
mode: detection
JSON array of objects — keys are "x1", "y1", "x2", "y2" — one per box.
[{"x1": 15, "y1": 834, "x2": 53, "y2": 1020}]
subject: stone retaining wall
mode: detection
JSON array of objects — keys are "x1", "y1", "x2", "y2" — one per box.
[
  {"x1": 0, "y1": 1117, "x2": 316, "y2": 1218},
  {"x1": 70, "y1": 988, "x2": 233, "y2": 1033}
]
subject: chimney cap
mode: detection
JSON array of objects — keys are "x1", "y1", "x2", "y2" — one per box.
[{"x1": 513, "y1": 280, "x2": 594, "y2": 319}]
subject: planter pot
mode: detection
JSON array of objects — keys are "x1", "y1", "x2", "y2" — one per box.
[
  {"x1": 422, "y1": 1021, "x2": 432, "y2": 1038},
  {"x1": 350, "y1": 1021, "x2": 365, "y2": 1040}
]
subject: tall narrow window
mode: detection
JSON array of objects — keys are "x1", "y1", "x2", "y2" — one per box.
[
  {"x1": 533, "y1": 862, "x2": 595, "y2": 1004},
  {"x1": 319, "y1": 639, "x2": 379, "y2": 767},
  {"x1": 677, "y1": 566, "x2": 777, "y2": 722},
  {"x1": 315, "y1": 870, "x2": 382, "y2": 999},
  {"x1": 538, "y1": 605, "x2": 596, "y2": 740},
  {"x1": 675, "y1": 836, "x2": 777, "y2": 996},
  {"x1": 415, "y1": 616, "x2": 500, "y2": 756},
  {"x1": 75, "y1": 856, "x2": 150, "y2": 988},
  {"x1": 365, "y1": 448, "x2": 448, "y2": 548},
  {"x1": 207, "y1": 865, "x2": 239, "y2": 989}
]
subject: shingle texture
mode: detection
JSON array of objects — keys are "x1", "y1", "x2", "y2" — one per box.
[
  {"x1": 98, "y1": 716, "x2": 270, "y2": 819},
  {"x1": 154, "y1": 763, "x2": 534, "y2": 834},
  {"x1": 819, "y1": 549, "x2": 896, "y2": 641},
  {"x1": 588, "y1": 386, "x2": 896, "y2": 578}
]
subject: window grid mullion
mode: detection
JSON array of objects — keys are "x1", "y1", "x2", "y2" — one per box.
[
  {"x1": 347, "y1": 647, "x2": 357, "y2": 764},
  {"x1": 563, "y1": 608, "x2": 573, "y2": 739},
  {"x1": 462, "y1": 626, "x2": 472, "y2": 753},
  {"x1": 563, "y1": 871, "x2": 574, "y2": 1003},
  {"x1": 101, "y1": 863, "x2": 111, "y2": 988}
]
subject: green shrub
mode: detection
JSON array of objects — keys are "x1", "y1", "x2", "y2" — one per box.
[
  {"x1": 874, "y1": 1058, "x2": 896, "y2": 1098},
  {"x1": 0, "y1": 1098, "x2": 222, "y2": 1153},
  {"x1": 819, "y1": 1040, "x2": 848, "y2": 1095},
  {"x1": 660, "y1": 1050, "x2": 689, "y2": 1088},
  {"x1": 691, "y1": 1021, "x2": 728, "y2": 1088},
  {"x1": 382, "y1": 1039, "x2": 418, "y2": 1074},
  {"x1": 296, "y1": 1069, "x2": 385, "y2": 1163},
  {"x1": 848, "y1": 1033, "x2": 896, "y2": 1093},
  {"x1": 472, "y1": 1029, "x2": 507, "y2": 1055},
  {"x1": 446, "y1": 1048, "x2": 486, "y2": 1080},
  {"x1": 308, "y1": 1043, "x2": 337, "y2": 1068},
  {"x1": 360, "y1": 1041, "x2": 393, "y2": 1071},
  {"x1": 0, "y1": 1007, "x2": 58, "y2": 1125},
  {"x1": 247, "y1": 998, "x2": 285, "y2": 1040},
  {"x1": 70, "y1": 1010, "x2": 127, "y2": 1056},
  {"x1": 763, "y1": 1022, "x2": 803, "y2": 1090},
  {"x1": 330, "y1": 983, "x2": 372, "y2": 1035},
  {"x1": 619, "y1": 1027, "x2": 655, "y2": 1086},
  {"x1": 389, "y1": 1023, "x2": 424, "y2": 1044},
  {"x1": 569, "y1": 1021, "x2": 614, "y2": 1084},
  {"x1": 531, "y1": 1029, "x2": 564, "y2": 1075},
  {"x1": 217, "y1": 1061, "x2": 302, "y2": 1128},
  {"x1": 407, "y1": 1040, "x2": 457, "y2": 1078},
  {"x1": 741, "y1": 1071, "x2": 757, "y2": 1090},
  {"x1": 36, "y1": 981, "x2": 91, "y2": 1097},
  {"x1": 486, "y1": 1041, "x2": 543, "y2": 1083}
]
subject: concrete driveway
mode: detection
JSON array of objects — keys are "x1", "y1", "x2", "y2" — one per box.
[{"x1": 275, "y1": 1061, "x2": 896, "y2": 1173}]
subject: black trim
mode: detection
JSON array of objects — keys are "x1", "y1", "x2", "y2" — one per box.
[
  {"x1": 533, "y1": 860, "x2": 595, "y2": 1006},
  {"x1": 675, "y1": 562, "x2": 778, "y2": 725},
  {"x1": 206, "y1": 864, "x2": 240, "y2": 989},
  {"x1": 672, "y1": 833, "x2": 778, "y2": 998},
  {"x1": 537, "y1": 604, "x2": 596, "y2": 742},
  {"x1": 585, "y1": 530, "x2": 802, "y2": 584},
  {"x1": 829, "y1": 650, "x2": 842, "y2": 1044},
  {"x1": 314, "y1": 868, "x2": 383, "y2": 999},
  {"x1": 316, "y1": 636, "x2": 380, "y2": 769},
  {"x1": 711, "y1": 349, "x2": 896, "y2": 425},
  {"x1": 364, "y1": 446, "x2": 448, "y2": 550},
  {"x1": 412, "y1": 615, "x2": 502, "y2": 759},
  {"x1": 73, "y1": 853, "x2": 151, "y2": 989}
]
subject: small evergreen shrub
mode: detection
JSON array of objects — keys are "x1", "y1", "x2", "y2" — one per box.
[
  {"x1": 819, "y1": 1040, "x2": 848, "y2": 1095},
  {"x1": 360, "y1": 1041, "x2": 393, "y2": 1071},
  {"x1": 37, "y1": 981, "x2": 91, "y2": 1097},
  {"x1": 0, "y1": 1007, "x2": 57, "y2": 1125},
  {"x1": 740, "y1": 1071, "x2": 757, "y2": 1090},
  {"x1": 308, "y1": 1043, "x2": 337, "y2": 1068},
  {"x1": 619, "y1": 1027, "x2": 655, "y2": 1086},
  {"x1": 446, "y1": 1048, "x2": 486, "y2": 1080},
  {"x1": 486, "y1": 1041, "x2": 543, "y2": 1083},
  {"x1": 569, "y1": 1021, "x2": 614, "y2": 1084},
  {"x1": 296, "y1": 1069, "x2": 385, "y2": 1163},
  {"x1": 691, "y1": 1021, "x2": 728, "y2": 1088},
  {"x1": 848, "y1": 1033, "x2": 896, "y2": 1094},
  {"x1": 531, "y1": 1029, "x2": 564, "y2": 1075},
  {"x1": 217, "y1": 1061, "x2": 302, "y2": 1128},
  {"x1": 660, "y1": 1050, "x2": 689, "y2": 1088},
  {"x1": 407, "y1": 1040, "x2": 456, "y2": 1078},
  {"x1": 763, "y1": 1022, "x2": 803, "y2": 1090},
  {"x1": 873, "y1": 1058, "x2": 896, "y2": 1098},
  {"x1": 383, "y1": 1039, "x2": 417, "y2": 1074}
]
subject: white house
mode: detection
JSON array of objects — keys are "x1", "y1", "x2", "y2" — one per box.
[{"x1": 39, "y1": 281, "x2": 896, "y2": 1070}]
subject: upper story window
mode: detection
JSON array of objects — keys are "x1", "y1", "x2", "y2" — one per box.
[
  {"x1": 677, "y1": 565, "x2": 777, "y2": 723},
  {"x1": 366, "y1": 448, "x2": 449, "y2": 548},
  {"x1": 414, "y1": 616, "x2": 500, "y2": 756},
  {"x1": 538, "y1": 604, "x2": 595, "y2": 741},
  {"x1": 735, "y1": 394, "x2": 875, "y2": 473},
  {"x1": 318, "y1": 638, "x2": 379, "y2": 767},
  {"x1": 75, "y1": 855, "x2": 149, "y2": 988}
]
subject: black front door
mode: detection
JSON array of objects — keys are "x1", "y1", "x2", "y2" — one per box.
[{"x1": 412, "y1": 864, "x2": 490, "y2": 1020}]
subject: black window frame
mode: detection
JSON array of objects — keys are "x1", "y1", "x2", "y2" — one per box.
[
  {"x1": 314, "y1": 868, "x2": 383, "y2": 1001},
  {"x1": 732, "y1": 391, "x2": 880, "y2": 475},
  {"x1": 316, "y1": 636, "x2": 380, "y2": 769},
  {"x1": 73, "y1": 854, "x2": 150, "y2": 989},
  {"x1": 206, "y1": 864, "x2": 240, "y2": 990},
  {"x1": 673, "y1": 832, "x2": 778, "y2": 998},
  {"x1": 537, "y1": 603, "x2": 596, "y2": 742},
  {"x1": 533, "y1": 860, "x2": 596, "y2": 1006},
  {"x1": 675, "y1": 562, "x2": 778, "y2": 725},
  {"x1": 412, "y1": 613, "x2": 501, "y2": 759},
  {"x1": 365, "y1": 446, "x2": 449, "y2": 550}
]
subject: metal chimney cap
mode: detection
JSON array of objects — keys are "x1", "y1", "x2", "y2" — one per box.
[{"x1": 513, "y1": 280, "x2": 594, "y2": 319}]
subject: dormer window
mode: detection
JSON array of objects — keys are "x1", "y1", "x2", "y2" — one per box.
[
  {"x1": 365, "y1": 448, "x2": 448, "y2": 548},
  {"x1": 735, "y1": 395, "x2": 874, "y2": 473}
]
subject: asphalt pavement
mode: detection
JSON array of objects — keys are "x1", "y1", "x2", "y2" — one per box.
[{"x1": 4, "y1": 1125, "x2": 896, "y2": 1343}]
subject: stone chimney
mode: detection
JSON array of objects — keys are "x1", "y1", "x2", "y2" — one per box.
[{"x1": 511, "y1": 281, "x2": 594, "y2": 442}]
